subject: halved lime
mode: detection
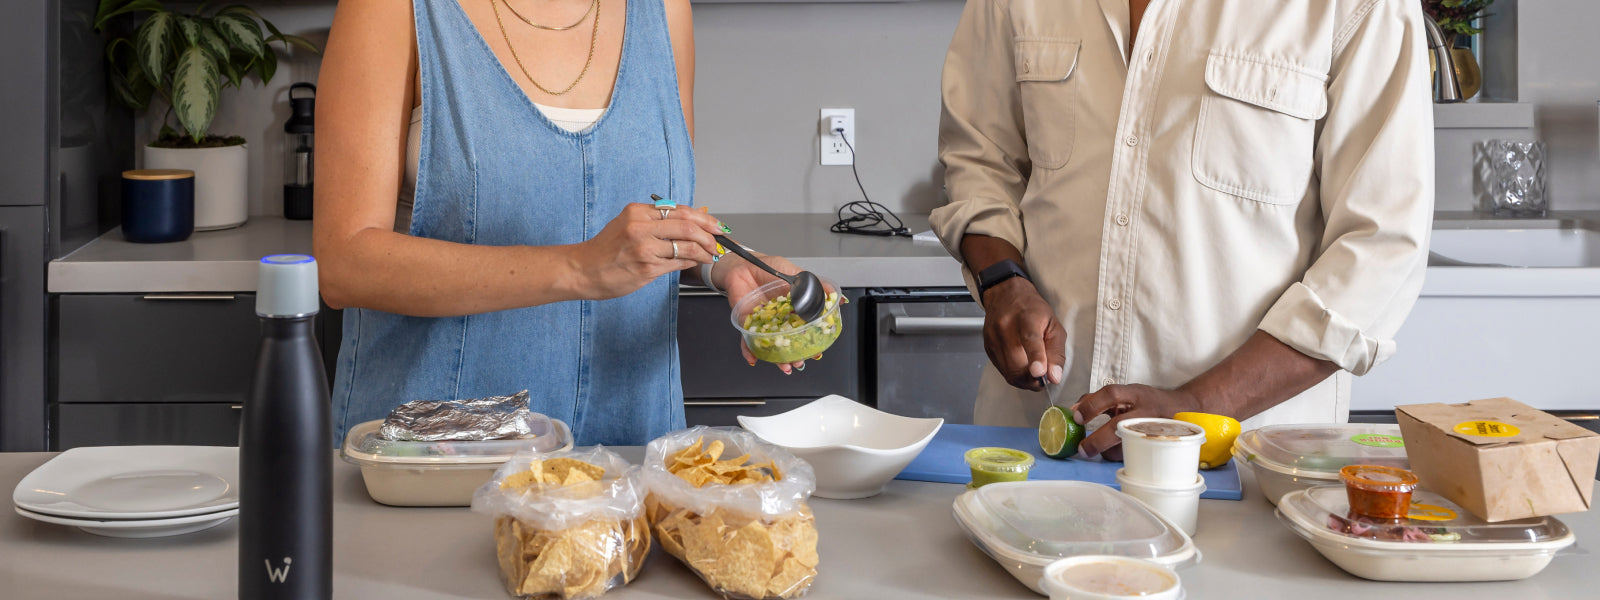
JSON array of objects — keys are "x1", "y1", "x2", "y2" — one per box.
[{"x1": 1039, "y1": 405, "x2": 1085, "y2": 459}]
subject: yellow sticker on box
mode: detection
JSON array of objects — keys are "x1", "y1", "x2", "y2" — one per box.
[{"x1": 1453, "y1": 420, "x2": 1520, "y2": 438}]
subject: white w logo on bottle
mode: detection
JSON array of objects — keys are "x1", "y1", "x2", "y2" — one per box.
[{"x1": 264, "y1": 557, "x2": 293, "y2": 583}]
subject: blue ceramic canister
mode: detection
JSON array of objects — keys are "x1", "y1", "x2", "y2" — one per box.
[{"x1": 121, "y1": 169, "x2": 195, "y2": 243}]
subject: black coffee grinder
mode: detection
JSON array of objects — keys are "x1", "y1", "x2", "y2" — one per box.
[{"x1": 283, "y1": 83, "x2": 316, "y2": 220}]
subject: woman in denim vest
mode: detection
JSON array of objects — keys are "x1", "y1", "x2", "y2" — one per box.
[{"x1": 314, "y1": 0, "x2": 804, "y2": 445}]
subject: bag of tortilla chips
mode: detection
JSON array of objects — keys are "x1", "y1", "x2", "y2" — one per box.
[
  {"x1": 641, "y1": 427, "x2": 819, "y2": 599},
  {"x1": 472, "y1": 446, "x2": 650, "y2": 599}
]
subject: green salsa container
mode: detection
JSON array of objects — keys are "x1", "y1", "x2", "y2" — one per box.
[{"x1": 965, "y1": 447, "x2": 1036, "y2": 489}]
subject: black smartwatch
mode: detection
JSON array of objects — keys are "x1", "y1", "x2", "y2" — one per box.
[{"x1": 975, "y1": 259, "x2": 1031, "y2": 303}]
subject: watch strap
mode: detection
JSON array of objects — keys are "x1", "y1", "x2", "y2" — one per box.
[{"x1": 976, "y1": 259, "x2": 1030, "y2": 300}]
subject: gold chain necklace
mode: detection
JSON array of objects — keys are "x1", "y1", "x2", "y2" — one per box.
[
  {"x1": 490, "y1": 0, "x2": 600, "y2": 96},
  {"x1": 498, "y1": 0, "x2": 596, "y2": 32}
]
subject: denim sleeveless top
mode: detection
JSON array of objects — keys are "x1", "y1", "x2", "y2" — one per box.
[{"x1": 331, "y1": 0, "x2": 695, "y2": 445}]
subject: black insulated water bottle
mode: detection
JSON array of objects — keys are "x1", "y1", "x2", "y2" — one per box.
[{"x1": 240, "y1": 254, "x2": 332, "y2": 600}]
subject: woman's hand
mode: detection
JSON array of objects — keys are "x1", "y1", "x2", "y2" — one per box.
[
  {"x1": 578, "y1": 202, "x2": 724, "y2": 300},
  {"x1": 717, "y1": 253, "x2": 815, "y2": 375},
  {"x1": 1070, "y1": 384, "x2": 1202, "y2": 460}
]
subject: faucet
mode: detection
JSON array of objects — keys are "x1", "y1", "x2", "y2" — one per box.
[{"x1": 1423, "y1": 14, "x2": 1464, "y2": 103}]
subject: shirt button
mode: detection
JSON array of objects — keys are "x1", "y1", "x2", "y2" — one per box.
[
  {"x1": 1115, "y1": 213, "x2": 1130, "y2": 226},
  {"x1": 1125, "y1": 135, "x2": 1139, "y2": 147},
  {"x1": 1106, "y1": 297, "x2": 1122, "y2": 310},
  {"x1": 1022, "y1": 59, "x2": 1031, "y2": 73},
  {"x1": 1102, "y1": 377, "x2": 1117, "y2": 386}
]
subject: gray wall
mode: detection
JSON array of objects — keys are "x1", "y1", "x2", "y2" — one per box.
[
  {"x1": 134, "y1": 0, "x2": 1598, "y2": 217},
  {"x1": 1433, "y1": 0, "x2": 1600, "y2": 211}
]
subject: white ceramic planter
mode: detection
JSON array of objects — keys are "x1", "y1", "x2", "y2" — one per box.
[
  {"x1": 1116, "y1": 418, "x2": 1204, "y2": 488},
  {"x1": 143, "y1": 143, "x2": 248, "y2": 230}
]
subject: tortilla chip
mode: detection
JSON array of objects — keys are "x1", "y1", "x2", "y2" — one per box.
[
  {"x1": 717, "y1": 521, "x2": 777, "y2": 598},
  {"x1": 768, "y1": 557, "x2": 815, "y2": 599},
  {"x1": 500, "y1": 468, "x2": 544, "y2": 490}
]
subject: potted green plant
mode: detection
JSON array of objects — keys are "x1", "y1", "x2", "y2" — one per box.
[
  {"x1": 1423, "y1": 0, "x2": 1495, "y2": 100},
  {"x1": 95, "y1": 1, "x2": 318, "y2": 230}
]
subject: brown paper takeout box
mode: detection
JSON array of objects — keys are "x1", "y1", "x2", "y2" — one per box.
[{"x1": 1395, "y1": 397, "x2": 1599, "y2": 522}]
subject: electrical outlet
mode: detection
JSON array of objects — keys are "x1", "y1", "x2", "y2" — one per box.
[{"x1": 820, "y1": 108, "x2": 855, "y2": 166}]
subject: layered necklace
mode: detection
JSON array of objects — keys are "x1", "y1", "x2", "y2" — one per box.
[{"x1": 490, "y1": 0, "x2": 601, "y2": 96}]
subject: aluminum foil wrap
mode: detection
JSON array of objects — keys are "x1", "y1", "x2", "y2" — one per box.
[{"x1": 378, "y1": 390, "x2": 542, "y2": 442}]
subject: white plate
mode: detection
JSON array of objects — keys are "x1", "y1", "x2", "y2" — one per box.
[
  {"x1": 13, "y1": 446, "x2": 239, "y2": 520},
  {"x1": 14, "y1": 506, "x2": 236, "y2": 538}
]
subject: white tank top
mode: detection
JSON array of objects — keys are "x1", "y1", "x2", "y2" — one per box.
[{"x1": 395, "y1": 103, "x2": 606, "y2": 233}]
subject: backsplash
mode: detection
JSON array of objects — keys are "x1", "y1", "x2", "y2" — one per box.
[{"x1": 134, "y1": 0, "x2": 1598, "y2": 218}]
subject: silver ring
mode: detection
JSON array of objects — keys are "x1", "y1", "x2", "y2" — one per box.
[
  {"x1": 670, "y1": 241, "x2": 679, "y2": 259},
  {"x1": 658, "y1": 207, "x2": 673, "y2": 219}
]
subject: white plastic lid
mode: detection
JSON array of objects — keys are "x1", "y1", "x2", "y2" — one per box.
[
  {"x1": 257, "y1": 254, "x2": 320, "y2": 317},
  {"x1": 1232, "y1": 423, "x2": 1409, "y2": 480},
  {"x1": 1279, "y1": 485, "x2": 1574, "y2": 547},
  {"x1": 1041, "y1": 556, "x2": 1185, "y2": 600},
  {"x1": 340, "y1": 418, "x2": 572, "y2": 469},
  {"x1": 954, "y1": 481, "x2": 1199, "y2": 567}
]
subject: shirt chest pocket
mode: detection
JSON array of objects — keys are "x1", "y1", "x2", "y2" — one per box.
[
  {"x1": 1014, "y1": 39, "x2": 1081, "y2": 170},
  {"x1": 1192, "y1": 51, "x2": 1328, "y2": 205}
]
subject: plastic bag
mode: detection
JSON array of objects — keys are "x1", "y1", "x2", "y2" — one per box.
[
  {"x1": 472, "y1": 446, "x2": 651, "y2": 599},
  {"x1": 641, "y1": 427, "x2": 819, "y2": 599}
]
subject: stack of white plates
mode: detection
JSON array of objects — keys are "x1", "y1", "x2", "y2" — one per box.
[{"x1": 12, "y1": 446, "x2": 239, "y2": 538}]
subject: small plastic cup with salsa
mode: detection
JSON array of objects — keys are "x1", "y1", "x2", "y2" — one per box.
[
  {"x1": 1339, "y1": 464, "x2": 1420, "y2": 521},
  {"x1": 965, "y1": 447, "x2": 1036, "y2": 489}
]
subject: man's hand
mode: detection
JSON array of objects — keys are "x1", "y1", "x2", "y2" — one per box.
[
  {"x1": 1070, "y1": 384, "x2": 1202, "y2": 460},
  {"x1": 981, "y1": 277, "x2": 1066, "y2": 391}
]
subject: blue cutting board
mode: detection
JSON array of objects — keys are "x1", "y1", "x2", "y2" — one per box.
[{"x1": 895, "y1": 424, "x2": 1242, "y2": 500}]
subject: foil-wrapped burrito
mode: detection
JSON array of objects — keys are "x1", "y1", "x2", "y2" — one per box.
[{"x1": 378, "y1": 390, "x2": 546, "y2": 442}]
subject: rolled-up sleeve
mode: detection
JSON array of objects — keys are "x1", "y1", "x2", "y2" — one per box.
[
  {"x1": 929, "y1": 0, "x2": 1030, "y2": 267},
  {"x1": 1258, "y1": 0, "x2": 1435, "y2": 376}
]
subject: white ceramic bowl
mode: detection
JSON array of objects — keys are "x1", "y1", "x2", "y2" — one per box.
[{"x1": 738, "y1": 395, "x2": 942, "y2": 499}]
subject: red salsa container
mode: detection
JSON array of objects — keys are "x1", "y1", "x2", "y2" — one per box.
[{"x1": 1339, "y1": 465, "x2": 1420, "y2": 521}]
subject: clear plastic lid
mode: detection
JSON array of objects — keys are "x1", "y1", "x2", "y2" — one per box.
[
  {"x1": 1232, "y1": 423, "x2": 1409, "y2": 479},
  {"x1": 1280, "y1": 485, "x2": 1573, "y2": 546},
  {"x1": 955, "y1": 481, "x2": 1197, "y2": 566},
  {"x1": 340, "y1": 418, "x2": 572, "y2": 468}
]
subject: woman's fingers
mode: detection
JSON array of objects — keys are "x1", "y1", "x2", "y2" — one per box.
[
  {"x1": 662, "y1": 203, "x2": 728, "y2": 237},
  {"x1": 652, "y1": 219, "x2": 719, "y2": 257}
]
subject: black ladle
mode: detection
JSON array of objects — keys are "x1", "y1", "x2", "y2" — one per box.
[
  {"x1": 713, "y1": 234, "x2": 828, "y2": 323},
  {"x1": 650, "y1": 195, "x2": 826, "y2": 322}
]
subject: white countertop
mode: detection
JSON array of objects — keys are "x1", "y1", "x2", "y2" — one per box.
[
  {"x1": 2, "y1": 449, "x2": 1595, "y2": 599},
  {"x1": 49, "y1": 211, "x2": 1599, "y2": 294},
  {"x1": 46, "y1": 214, "x2": 963, "y2": 293}
]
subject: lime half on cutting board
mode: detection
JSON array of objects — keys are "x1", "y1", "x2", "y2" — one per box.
[{"x1": 1039, "y1": 405, "x2": 1085, "y2": 459}]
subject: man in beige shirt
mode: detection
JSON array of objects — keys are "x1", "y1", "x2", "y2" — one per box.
[{"x1": 930, "y1": 0, "x2": 1434, "y2": 458}]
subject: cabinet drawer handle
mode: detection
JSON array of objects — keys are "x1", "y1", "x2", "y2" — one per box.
[
  {"x1": 1563, "y1": 414, "x2": 1597, "y2": 421},
  {"x1": 231, "y1": 405, "x2": 242, "y2": 410},
  {"x1": 141, "y1": 294, "x2": 238, "y2": 301},
  {"x1": 678, "y1": 288, "x2": 725, "y2": 298},
  {"x1": 890, "y1": 316, "x2": 985, "y2": 334},
  {"x1": 684, "y1": 400, "x2": 767, "y2": 407}
]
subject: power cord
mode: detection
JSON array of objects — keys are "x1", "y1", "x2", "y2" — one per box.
[{"x1": 830, "y1": 126, "x2": 911, "y2": 237}]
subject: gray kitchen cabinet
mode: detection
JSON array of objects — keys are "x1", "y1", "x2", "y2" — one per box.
[
  {"x1": 51, "y1": 294, "x2": 343, "y2": 449},
  {"x1": 56, "y1": 294, "x2": 261, "y2": 405},
  {"x1": 54, "y1": 403, "x2": 241, "y2": 449},
  {"x1": 677, "y1": 289, "x2": 862, "y2": 400}
]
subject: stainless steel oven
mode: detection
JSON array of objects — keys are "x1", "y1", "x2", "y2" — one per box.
[
  {"x1": 866, "y1": 288, "x2": 987, "y2": 424},
  {"x1": 676, "y1": 288, "x2": 863, "y2": 425}
]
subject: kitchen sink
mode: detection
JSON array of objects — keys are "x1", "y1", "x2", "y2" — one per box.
[{"x1": 1429, "y1": 223, "x2": 1600, "y2": 268}]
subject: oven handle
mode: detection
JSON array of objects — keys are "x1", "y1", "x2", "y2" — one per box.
[
  {"x1": 683, "y1": 400, "x2": 768, "y2": 407},
  {"x1": 890, "y1": 316, "x2": 985, "y2": 335}
]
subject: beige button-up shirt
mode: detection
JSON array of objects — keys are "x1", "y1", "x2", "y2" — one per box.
[{"x1": 930, "y1": 0, "x2": 1434, "y2": 428}]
